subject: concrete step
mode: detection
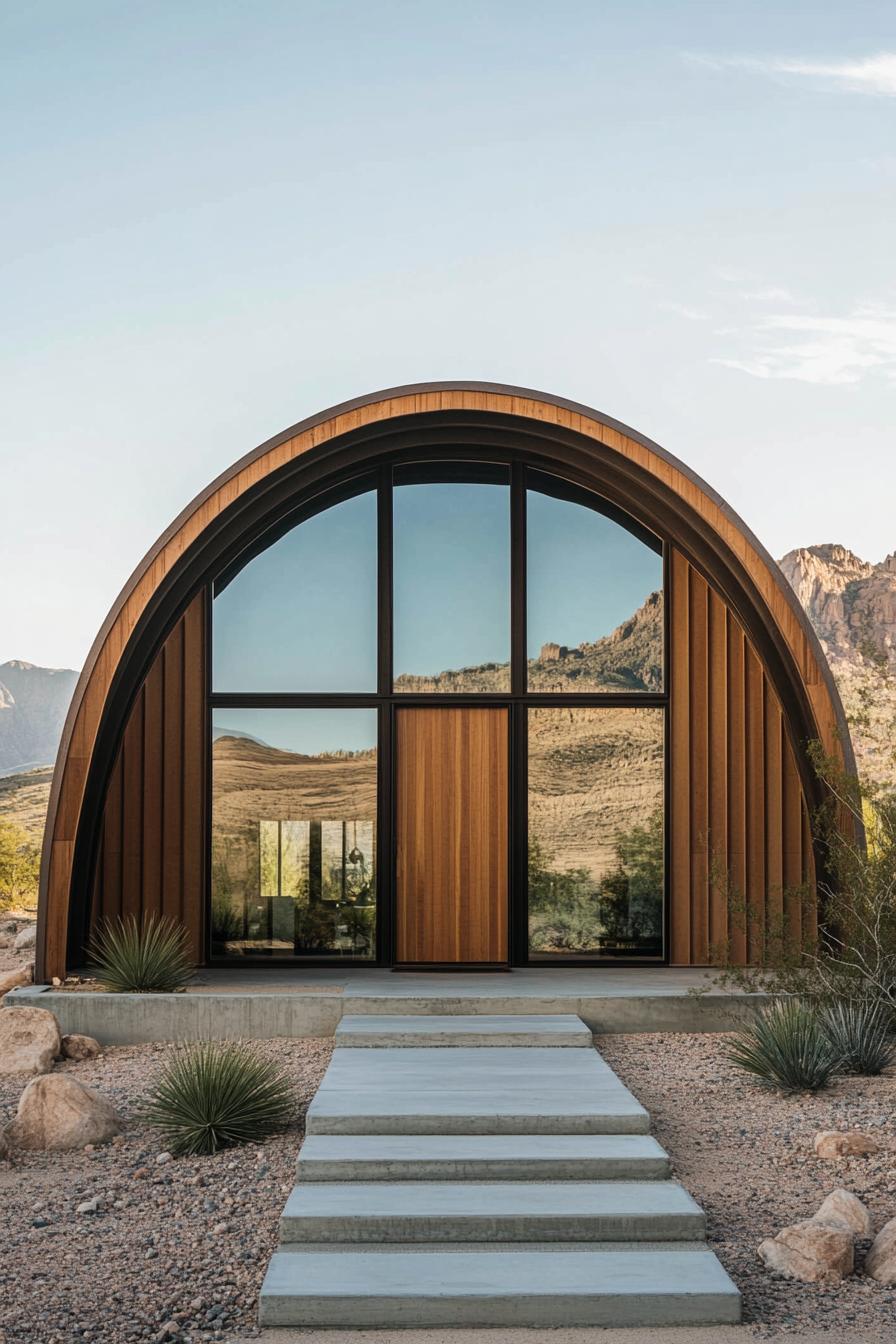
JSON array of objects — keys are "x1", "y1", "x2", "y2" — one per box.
[
  {"x1": 279, "y1": 1180, "x2": 704, "y2": 1243},
  {"x1": 258, "y1": 1244, "x2": 741, "y2": 1328},
  {"x1": 306, "y1": 1046, "x2": 650, "y2": 1135},
  {"x1": 335, "y1": 1012, "x2": 593, "y2": 1047},
  {"x1": 296, "y1": 1133, "x2": 671, "y2": 1182}
]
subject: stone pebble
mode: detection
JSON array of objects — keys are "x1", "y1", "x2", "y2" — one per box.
[{"x1": 0, "y1": 1035, "x2": 332, "y2": 1344}]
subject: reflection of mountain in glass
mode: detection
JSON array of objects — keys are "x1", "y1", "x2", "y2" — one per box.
[
  {"x1": 394, "y1": 590, "x2": 663, "y2": 693},
  {"x1": 527, "y1": 706, "x2": 664, "y2": 959}
]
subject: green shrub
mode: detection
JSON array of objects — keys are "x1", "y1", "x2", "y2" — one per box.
[
  {"x1": 822, "y1": 999, "x2": 896, "y2": 1076},
  {"x1": 0, "y1": 818, "x2": 40, "y2": 912},
  {"x1": 142, "y1": 1041, "x2": 295, "y2": 1155},
  {"x1": 89, "y1": 914, "x2": 193, "y2": 992},
  {"x1": 725, "y1": 999, "x2": 838, "y2": 1093}
]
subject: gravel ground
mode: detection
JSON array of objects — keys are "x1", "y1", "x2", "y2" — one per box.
[
  {"x1": 599, "y1": 1032, "x2": 896, "y2": 1341},
  {"x1": 2, "y1": 1010, "x2": 895, "y2": 1343},
  {"x1": 0, "y1": 1036, "x2": 333, "y2": 1344}
]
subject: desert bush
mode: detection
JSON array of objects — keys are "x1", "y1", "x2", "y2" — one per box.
[
  {"x1": 89, "y1": 913, "x2": 193, "y2": 992},
  {"x1": 725, "y1": 999, "x2": 838, "y2": 1093},
  {"x1": 0, "y1": 818, "x2": 40, "y2": 912},
  {"x1": 821, "y1": 998, "x2": 896, "y2": 1076},
  {"x1": 142, "y1": 1041, "x2": 295, "y2": 1155},
  {"x1": 210, "y1": 893, "x2": 243, "y2": 946}
]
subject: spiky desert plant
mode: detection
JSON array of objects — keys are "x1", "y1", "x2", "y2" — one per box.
[
  {"x1": 821, "y1": 999, "x2": 896, "y2": 1076},
  {"x1": 725, "y1": 999, "x2": 838, "y2": 1093},
  {"x1": 142, "y1": 1041, "x2": 295, "y2": 1155},
  {"x1": 89, "y1": 913, "x2": 193, "y2": 992}
]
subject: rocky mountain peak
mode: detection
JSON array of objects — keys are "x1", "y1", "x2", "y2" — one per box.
[{"x1": 779, "y1": 545, "x2": 896, "y2": 788}]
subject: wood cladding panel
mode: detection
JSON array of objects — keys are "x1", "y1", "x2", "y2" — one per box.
[
  {"x1": 395, "y1": 707, "x2": 509, "y2": 965},
  {"x1": 89, "y1": 594, "x2": 207, "y2": 962},
  {"x1": 670, "y1": 550, "x2": 815, "y2": 965}
]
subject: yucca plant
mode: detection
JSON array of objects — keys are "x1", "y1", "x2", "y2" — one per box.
[
  {"x1": 89, "y1": 913, "x2": 193, "y2": 992},
  {"x1": 142, "y1": 1041, "x2": 295, "y2": 1155},
  {"x1": 725, "y1": 999, "x2": 838, "y2": 1093},
  {"x1": 821, "y1": 999, "x2": 896, "y2": 1076}
]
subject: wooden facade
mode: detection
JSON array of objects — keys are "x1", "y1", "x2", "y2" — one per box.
[
  {"x1": 37, "y1": 383, "x2": 851, "y2": 979},
  {"x1": 88, "y1": 595, "x2": 207, "y2": 963}
]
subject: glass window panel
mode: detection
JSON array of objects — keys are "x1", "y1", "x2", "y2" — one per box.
[
  {"x1": 527, "y1": 488, "x2": 663, "y2": 692},
  {"x1": 393, "y1": 482, "x2": 510, "y2": 691},
  {"x1": 212, "y1": 490, "x2": 377, "y2": 692},
  {"x1": 211, "y1": 709, "x2": 377, "y2": 960},
  {"x1": 528, "y1": 707, "x2": 664, "y2": 959}
]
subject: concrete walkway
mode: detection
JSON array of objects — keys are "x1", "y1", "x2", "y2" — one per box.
[{"x1": 258, "y1": 1015, "x2": 740, "y2": 1330}]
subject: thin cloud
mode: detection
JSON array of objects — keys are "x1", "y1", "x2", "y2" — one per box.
[
  {"x1": 661, "y1": 302, "x2": 710, "y2": 321},
  {"x1": 712, "y1": 307, "x2": 896, "y2": 386},
  {"x1": 689, "y1": 51, "x2": 896, "y2": 96}
]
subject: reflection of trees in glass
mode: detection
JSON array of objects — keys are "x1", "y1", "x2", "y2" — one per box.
[{"x1": 528, "y1": 809, "x2": 663, "y2": 955}]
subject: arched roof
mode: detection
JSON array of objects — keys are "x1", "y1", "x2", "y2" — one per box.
[{"x1": 37, "y1": 382, "x2": 854, "y2": 979}]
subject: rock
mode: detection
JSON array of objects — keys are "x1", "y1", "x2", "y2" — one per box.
[
  {"x1": 62, "y1": 1033, "x2": 101, "y2": 1062},
  {"x1": 758, "y1": 1218, "x2": 855, "y2": 1282},
  {"x1": 76, "y1": 1196, "x2": 100, "y2": 1214},
  {"x1": 866, "y1": 1216, "x2": 896, "y2": 1284},
  {"x1": 815, "y1": 1130, "x2": 881, "y2": 1159},
  {"x1": 816, "y1": 1188, "x2": 873, "y2": 1237},
  {"x1": 5, "y1": 1073, "x2": 122, "y2": 1150},
  {"x1": 156, "y1": 1151, "x2": 172, "y2": 1165},
  {"x1": 13, "y1": 925, "x2": 37, "y2": 951},
  {"x1": 0, "y1": 1005, "x2": 61, "y2": 1074},
  {"x1": 0, "y1": 964, "x2": 33, "y2": 998}
]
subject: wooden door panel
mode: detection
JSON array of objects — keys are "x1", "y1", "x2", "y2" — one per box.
[{"x1": 395, "y1": 707, "x2": 508, "y2": 964}]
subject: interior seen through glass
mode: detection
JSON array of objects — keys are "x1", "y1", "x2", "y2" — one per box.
[{"x1": 211, "y1": 709, "x2": 377, "y2": 959}]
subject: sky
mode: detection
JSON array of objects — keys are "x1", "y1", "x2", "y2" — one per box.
[{"x1": 2, "y1": 1, "x2": 895, "y2": 670}]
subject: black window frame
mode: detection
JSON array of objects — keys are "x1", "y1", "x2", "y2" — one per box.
[{"x1": 206, "y1": 453, "x2": 669, "y2": 968}]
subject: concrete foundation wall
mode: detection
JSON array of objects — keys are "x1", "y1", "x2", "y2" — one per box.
[{"x1": 3, "y1": 984, "x2": 765, "y2": 1044}]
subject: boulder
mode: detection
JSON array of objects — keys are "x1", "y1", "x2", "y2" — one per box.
[
  {"x1": 866, "y1": 1216, "x2": 896, "y2": 1284},
  {"x1": 758, "y1": 1218, "x2": 855, "y2": 1282},
  {"x1": 62, "y1": 1033, "x2": 101, "y2": 1062},
  {"x1": 816, "y1": 1189, "x2": 873, "y2": 1238},
  {"x1": 0, "y1": 964, "x2": 33, "y2": 998},
  {"x1": 13, "y1": 925, "x2": 37, "y2": 951},
  {"x1": 814, "y1": 1130, "x2": 881, "y2": 1159},
  {"x1": 5, "y1": 1073, "x2": 122, "y2": 1150},
  {"x1": 0, "y1": 1005, "x2": 60, "y2": 1074}
]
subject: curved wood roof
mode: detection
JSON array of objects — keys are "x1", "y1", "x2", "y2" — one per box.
[{"x1": 36, "y1": 382, "x2": 853, "y2": 979}]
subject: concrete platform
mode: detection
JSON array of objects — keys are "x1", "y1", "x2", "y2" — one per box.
[
  {"x1": 259, "y1": 1245, "x2": 741, "y2": 1328},
  {"x1": 5, "y1": 967, "x2": 764, "y2": 1043},
  {"x1": 280, "y1": 1181, "x2": 704, "y2": 1242},
  {"x1": 305, "y1": 1046, "x2": 650, "y2": 1135},
  {"x1": 295, "y1": 1133, "x2": 671, "y2": 1182},
  {"x1": 334, "y1": 1013, "x2": 593, "y2": 1047}
]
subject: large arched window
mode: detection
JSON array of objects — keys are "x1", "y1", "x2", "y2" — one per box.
[{"x1": 209, "y1": 463, "x2": 666, "y2": 964}]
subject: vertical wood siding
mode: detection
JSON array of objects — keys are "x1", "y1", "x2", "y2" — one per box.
[
  {"x1": 89, "y1": 594, "x2": 206, "y2": 962},
  {"x1": 670, "y1": 550, "x2": 816, "y2": 965}
]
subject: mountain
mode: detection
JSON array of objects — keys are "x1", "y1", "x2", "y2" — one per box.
[
  {"x1": 0, "y1": 660, "x2": 79, "y2": 777},
  {"x1": 778, "y1": 545, "x2": 896, "y2": 790},
  {"x1": 394, "y1": 590, "x2": 664, "y2": 694}
]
